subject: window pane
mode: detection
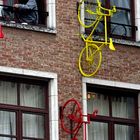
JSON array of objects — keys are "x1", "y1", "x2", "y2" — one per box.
[
  {"x1": 0, "y1": 111, "x2": 16, "y2": 135},
  {"x1": 112, "y1": 96, "x2": 135, "y2": 119},
  {"x1": 110, "y1": 0, "x2": 131, "y2": 37},
  {"x1": 87, "y1": 92, "x2": 109, "y2": 116},
  {"x1": 88, "y1": 122, "x2": 108, "y2": 140},
  {"x1": 111, "y1": 10, "x2": 131, "y2": 37},
  {"x1": 23, "y1": 113, "x2": 44, "y2": 139},
  {"x1": 20, "y1": 84, "x2": 45, "y2": 108},
  {"x1": 0, "y1": 81, "x2": 17, "y2": 105},
  {"x1": 110, "y1": 0, "x2": 130, "y2": 9},
  {"x1": 115, "y1": 124, "x2": 134, "y2": 140},
  {"x1": 0, "y1": 137, "x2": 16, "y2": 140}
]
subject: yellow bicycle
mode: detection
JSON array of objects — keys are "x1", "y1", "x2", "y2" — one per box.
[{"x1": 78, "y1": 0, "x2": 116, "y2": 77}]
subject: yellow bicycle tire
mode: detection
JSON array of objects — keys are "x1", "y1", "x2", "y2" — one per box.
[
  {"x1": 79, "y1": 43, "x2": 102, "y2": 77},
  {"x1": 78, "y1": 0, "x2": 97, "y2": 28}
]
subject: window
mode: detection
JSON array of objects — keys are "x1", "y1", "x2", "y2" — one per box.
[
  {"x1": 83, "y1": 0, "x2": 136, "y2": 40},
  {"x1": 0, "y1": 0, "x2": 56, "y2": 29},
  {"x1": 0, "y1": 76, "x2": 49, "y2": 140},
  {"x1": 86, "y1": 84, "x2": 139, "y2": 140}
]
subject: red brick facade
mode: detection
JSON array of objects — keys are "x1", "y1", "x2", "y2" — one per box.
[{"x1": 0, "y1": 0, "x2": 140, "y2": 139}]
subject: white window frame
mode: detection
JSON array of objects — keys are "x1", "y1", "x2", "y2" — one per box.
[
  {"x1": 0, "y1": 0, "x2": 56, "y2": 30},
  {"x1": 47, "y1": 0, "x2": 56, "y2": 29},
  {"x1": 135, "y1": 0, "x2": 140, "y2": 42},
  {"x1": 82, "y1": 77, "x2": 140, "y2": 140},
  {"x1": 0, "y1": 66, "x2": 59, "y2": 140}
]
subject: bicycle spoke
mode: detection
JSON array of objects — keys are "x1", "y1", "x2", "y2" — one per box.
[
  {"x1": 61, "y1": 99, "x2": 82, "y2": 134},
  {"x1": 79, "y1": 44, "x2": 102, "y2": 77}
]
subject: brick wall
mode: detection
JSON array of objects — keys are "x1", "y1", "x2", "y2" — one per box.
[{"x1": 0, "y1": 0, "x2": 140, "y2": 139}]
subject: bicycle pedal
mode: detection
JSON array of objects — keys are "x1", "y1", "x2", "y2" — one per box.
[{"x1": 109, "y1": 38, "x2": 115, "y2": 51}]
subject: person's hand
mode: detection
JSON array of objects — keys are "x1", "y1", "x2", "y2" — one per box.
[{"x1": 13, "y1": 4, "x2": 19, "y2": 8}]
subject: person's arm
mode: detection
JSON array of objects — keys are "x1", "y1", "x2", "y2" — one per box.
[{"x1": 13, "y1": 4, "x2": 31, "y2": 9}]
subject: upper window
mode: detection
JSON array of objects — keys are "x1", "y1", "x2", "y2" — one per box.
[
  {"x1": 87, "y1": 85, "x2": 139, "y2": 140},
  {"x1": 0, "y1": 76, "x2": 49, "y2": 140},
  {"x1": 82, "y1": 0, "x2": 136, "y2": 40},
  {"x1": 0, "y1": 0, "x2": 56, "y2": 30}
]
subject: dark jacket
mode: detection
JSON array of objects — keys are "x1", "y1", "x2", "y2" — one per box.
[{"x1": 17, "y1": 0, "x2": 38, "y2": 24}]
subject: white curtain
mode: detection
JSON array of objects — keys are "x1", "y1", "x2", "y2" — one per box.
[
  {"x1": 20, "y1": 83, "x2": 45, "y2": 108},
  {"x1": 23, "y1": 113, "x2": 44, "y2": 139},
  {"x1": 88, "y1": 122, "x2": 108, "y2": 140},
  {"x1": 0, "y1": 81, "x2": 17, "y2": 139},
  {"x1": 0, "y1": 137, "x2": 16, "y2": 140},
  {"x1": 87, "y1": 93, "x2": 109, "y2": 116},
  {"x1": 115, "y1": 124, "x2": 134, "y2": 140},
  {"x1": 112, "y1": 96, "x2": 134, "y2": 119},
  {"x1": 0, "y1": 111, "x2": 16, "y2": 136},
  {"x1": 0, "y1": 81, "x2": 17, "y2": 105},
  {"x1": 20, "y1": 83, "x2": 45, "y2": 139}
]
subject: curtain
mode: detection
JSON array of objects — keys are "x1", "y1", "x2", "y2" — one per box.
[
  {"x1": 115, "y1": 124, "x2": 134, "y2": 140},
  {"x1": 0, "y1": 137, "x2": 16, "y2": 140},
  {"x1": 23, "y1": 113, "x2": 44, "y2": 139},
  {"x1": 0, "y1": 111, "x2": 16, "y2": 136},
  {"x1": 112, "y1": 96, "x2": 134, "y2": 119},
  {"x1": 20, "y1": 83, "x2": 45, "y2": 139},
  {"x1": 0, "y1": 81, "x2": 17, "y2": 105},
  {"x1": 87, "y1": 93, "x2": 109, "y2": 116},
  {"x1": 88, "y1": 122, "x2": 108, "y2": 140},
  {"x1": 20, "y1": 83, "x2": 45, "y2": 108}
]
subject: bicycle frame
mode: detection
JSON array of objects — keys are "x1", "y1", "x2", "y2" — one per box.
[
  {"x1": 78, "y1": 0, "x2": 116, "y2": 77},
  {"x1": 61, "y1": 98, "x2": 98, "y2": 140},
  {"x1": 70, "y1": 114, "x2": 90, "y2": 140},
  {"x1": 83, "y1": 0, "x2": 116, "y2": 49}
]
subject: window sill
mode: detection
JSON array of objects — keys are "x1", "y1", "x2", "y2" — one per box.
[
  {"x1": 0, "y1": 21, "x2": 57, "y2": 34},
  {"x1": 113, "y1": 38, "x2": 140, "y2": 47},
  {"x1": 92, "y1": 35, "x2": 140, "y2": 48}
]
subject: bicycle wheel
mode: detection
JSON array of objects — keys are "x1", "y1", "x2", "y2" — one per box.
[
  {"x1": 61, "y1": 98, "x2": 82, "y2": 134},
  {"x1": 79, "y1": 43, "x2": 102, "y2": 77},
  {"x1": 78, "y1": 0, "x2": 98, "y2": 28}
]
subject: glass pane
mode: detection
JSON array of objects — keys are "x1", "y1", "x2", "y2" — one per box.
[
  {"x1": 23, "y1": 113, "x2": 44, "y2": 139},
  {"x1": 115, "y1": 124, "x2": 134, "y2": 140},
  {"x1": 88, "y1": 122, "x2": 108, "y2": 140},
  {"x1": 111, "y1": 9, "x2": 131, "y2": 37},
  {"x1": 20, "y1": 83, "x2": 45, "y2": 108},
  {"x1": 85, "y1": 0, "x2": 104, "y2": 33},
  {"x1": 0, "y1": 137, "x2": 16, "y2": 140},
  {"x1": 87, "y1": 92, "x2": 109, "y2": 116},
  {"x1": 0, "y1": 111, "x2": 16, "y2": 135},
  {"x1": 110, "y1": 0, "x2": 130, "y2": 9},
  {"x1": 0, "y1": 81, "x2": 17, "y2": 105},
  {"x1": 112, "y1": 96, "x2": 135, "y2": 119}
]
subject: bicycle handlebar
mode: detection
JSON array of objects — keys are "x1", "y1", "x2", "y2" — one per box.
[
  {"x1": 96, "y1": 0, "x2": 116, "y2": 16},
  {"x1": 96, "y1": 3, "x2": 116, "y2": 16}
]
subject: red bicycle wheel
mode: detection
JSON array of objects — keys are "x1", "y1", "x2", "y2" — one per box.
[{"x1": 61, "y1": 98, "x2": 83, "y2": 134}]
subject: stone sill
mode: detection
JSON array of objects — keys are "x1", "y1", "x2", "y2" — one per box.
[
  {"x1": 113, "y1": 38, "x2": 140, "y2": 47},
  {"x1": 93, "y1": 35, "x2": 140, "y2": 47},
  {"x1": 1, "y1": 21, "x2": 57, "y2": 34}
]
